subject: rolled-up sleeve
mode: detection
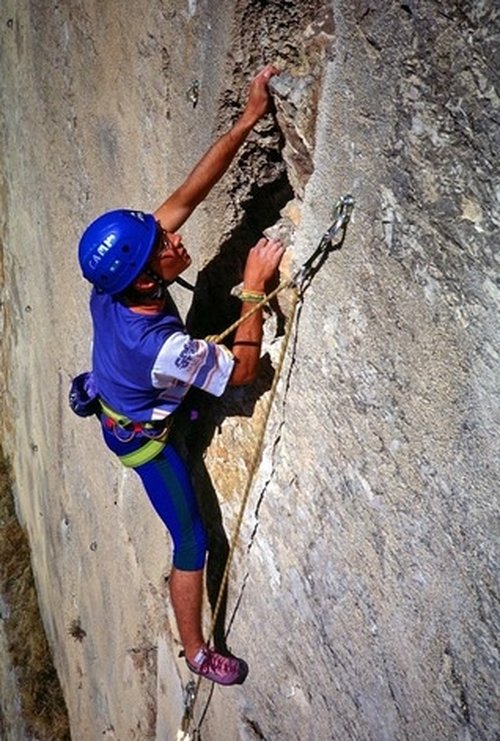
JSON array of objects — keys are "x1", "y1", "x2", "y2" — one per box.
[{"x1": 151, "y1": 331, "x2": 234, "y2": 397}]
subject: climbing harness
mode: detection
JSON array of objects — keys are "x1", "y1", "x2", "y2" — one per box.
[
  {"x1": 180, "y1": 194, "x2": 354, "y2": 737},
  {"x1": 99, "y1": 399, "x2": 172, "y2": 468},
  {"x1": 68, "y1": 374, "x2": 172, "y2": 467}
]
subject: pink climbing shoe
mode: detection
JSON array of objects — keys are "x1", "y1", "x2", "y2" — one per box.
[{"x1": 186, "y1": 645, "x2": 249, "y2": 686}]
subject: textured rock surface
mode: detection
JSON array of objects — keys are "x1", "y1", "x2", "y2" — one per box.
[{"x1": 1, "y1": 1, "x2": 499, "y2": 739}]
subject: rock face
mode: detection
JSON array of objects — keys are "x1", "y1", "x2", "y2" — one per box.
[{"x1": 1, "y1": 1, "x2": 498, "y2": 739}]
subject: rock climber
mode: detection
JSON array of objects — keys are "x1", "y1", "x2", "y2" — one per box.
[{"x1": 77, "y1": 65, "x2": 284, "y2": 686}]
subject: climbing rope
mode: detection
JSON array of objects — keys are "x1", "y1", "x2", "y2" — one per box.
[{"x1": 180, "y1": 194, "x2": 354, "y2": 737}]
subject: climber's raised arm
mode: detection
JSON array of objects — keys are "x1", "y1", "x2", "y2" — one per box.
[{"x1": 154, "y1": 64, "x2": 280, "y2": 233}]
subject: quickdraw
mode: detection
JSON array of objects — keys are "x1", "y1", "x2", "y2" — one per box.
[
  {"x1": 186, "y1": 80, "x2": 200, "y2": 108},
  {"x1": 294, "y1": 194, "x2": 354, "y2": 288}
]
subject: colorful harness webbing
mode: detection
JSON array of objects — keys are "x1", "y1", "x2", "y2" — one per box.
[{"x1": 99, "y1": 399, "x2": 171, "y2": 468}]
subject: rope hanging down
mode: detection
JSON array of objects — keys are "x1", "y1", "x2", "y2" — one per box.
[{"x1": 180, "y1": 194, "x2": 354, "y2": 738}]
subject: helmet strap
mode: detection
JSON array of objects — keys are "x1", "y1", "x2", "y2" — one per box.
[
  {"x1": 143, "y1": 267, "x2": 172, "y2": 300},
  {"x1": 174, "y1": 275, "x2": 195, "y2": 292},
  {"x1": 123, "y1": 268, "x2": 194, "y2": 304}
]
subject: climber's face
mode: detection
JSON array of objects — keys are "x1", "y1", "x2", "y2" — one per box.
[{"x1": 150, "y1": 227, "x2": 192, "y2": 281}]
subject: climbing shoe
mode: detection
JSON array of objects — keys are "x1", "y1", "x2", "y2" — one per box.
[{"x1": 186, "y1": 645, "x2": 248, "y2": 686}]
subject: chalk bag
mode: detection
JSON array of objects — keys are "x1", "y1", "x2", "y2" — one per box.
[{"x1": 69, "y1": 371, "x2": 100, "y2": 418}]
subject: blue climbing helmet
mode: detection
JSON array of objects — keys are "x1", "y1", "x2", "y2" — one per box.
[{"x1": 78, "y1": 209, "x2": 158, "y2": 295}]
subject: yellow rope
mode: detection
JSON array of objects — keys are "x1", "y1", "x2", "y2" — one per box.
[
  {"x1": 183, "y1": 285, "x2": 300, "y2": 735},
  {"x1": 204, "y1": 276, "x2": 294, "y2": 344},
  {"x1": 207, "y1": 286, "x2": 300, "y2": 640},
  {"x1": 181, "y1": 195, "x2": 354, "y2": 733}
]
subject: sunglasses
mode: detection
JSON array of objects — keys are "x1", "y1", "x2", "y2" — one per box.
[{"x1": 151, "y1": 228, "x2": 175, "y2": 259}]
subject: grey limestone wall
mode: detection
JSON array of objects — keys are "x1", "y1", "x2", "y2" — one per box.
[{"x1": 0, "y1": 0, "x2": 498, "y2": 739}]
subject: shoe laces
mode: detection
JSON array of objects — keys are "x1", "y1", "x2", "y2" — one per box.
[{"x1": 200, "y1": 647, "x2": 237, "y2": 675}]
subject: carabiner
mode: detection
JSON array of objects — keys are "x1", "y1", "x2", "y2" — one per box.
[{"x1": 324, "y1": 195, "x2": 355, "y2": 244}]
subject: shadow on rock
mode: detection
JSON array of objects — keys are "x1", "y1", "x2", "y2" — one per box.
[{"x1": 171, "y1": 174, "x2": 292, "y2": 652}]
